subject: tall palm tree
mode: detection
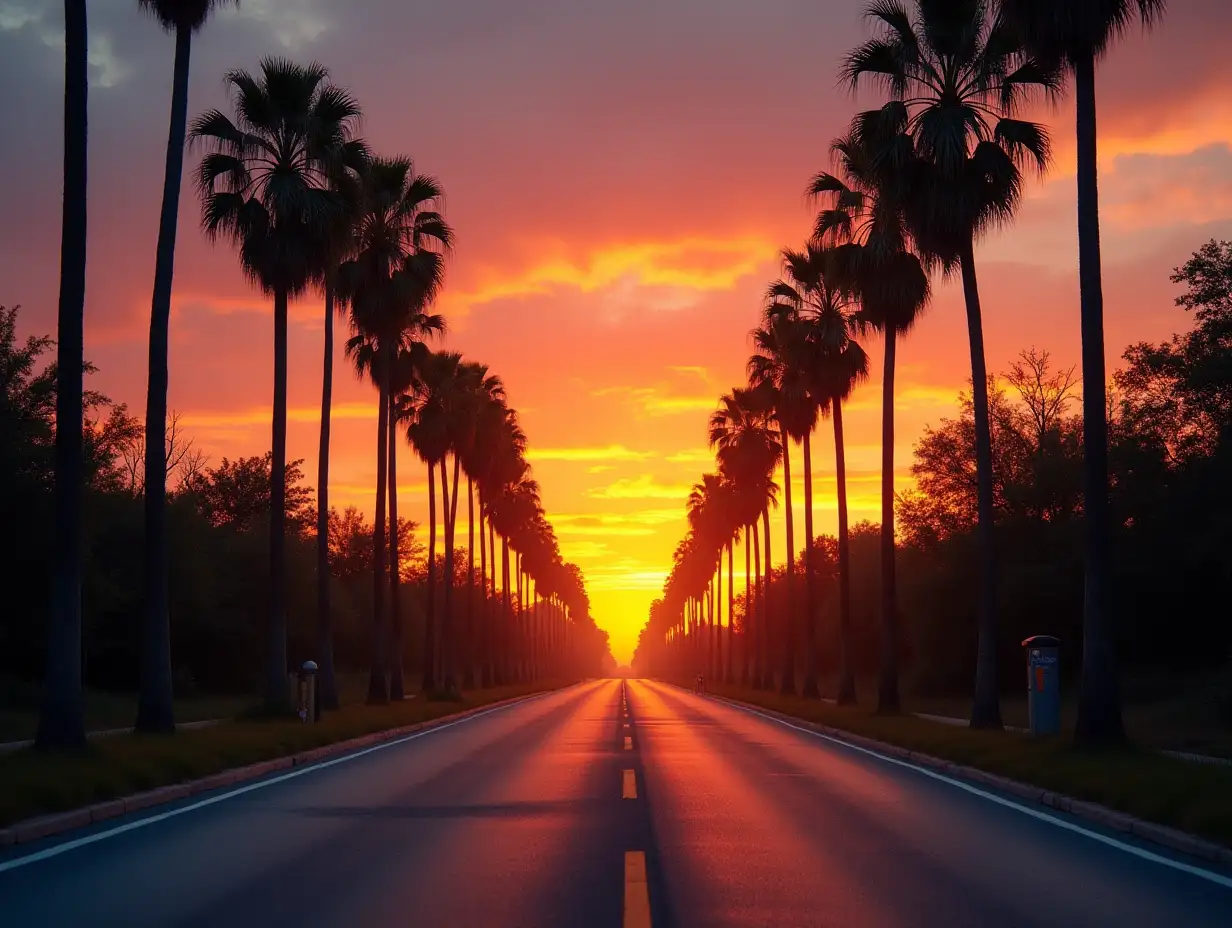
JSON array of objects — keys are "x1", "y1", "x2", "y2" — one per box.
[
  {"x1": 810, "y1": 126, "x2": 931, "y2": 714},
  {"x1": 135, "y1": 0, "x2": 237, "y2": 734},
  {"x1": 192, "y1": 58, "x2": 361, "y2": 714},
  {"x1": 456, "y1": 364, "x2": 506, "y2": 686},
  {"x1": 36, "y1": 0, "x2": 89, "y2": 750},
  {"x1": 406, "y1": 350, "x2": 464, "y2": 694},
  {"x1": 749, "y1": 316, "x2": 814, "y2": 696},
  {"x1": 339, "y1": 156, "x2": 451, "y2": 702},
  {"x1": 997, "y1": 0, "x2": 1165, "y2": 744},
  {"x1": 710, "y1": 388, "x2": 780, "y2": 688},
  {"x1": 386, "y1": 341, "x2": 423, "y2": 700},
  {"x1": 844, "y1": 0, "x2": 1055, "y2": 728},
  {"x1": 345, "y1": 333, "x2": 391, "y2": 703},
  {"x1": 764, "y1": 243, "x2": 869, "y2": 703},
  {"x1": 315, "y1": 158, "x2": 366, "y2": 713}
]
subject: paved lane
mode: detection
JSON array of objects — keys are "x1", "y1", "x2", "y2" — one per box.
[
  {"x1": 629, "y1": 679, "x2": 1232, "y2": 928},
  {"x1": 0, "y1": 681, "x2": 648, "y2": 928},
  {"x1": 4, "y1": 678, "x2": 1229, "y2": 926}
]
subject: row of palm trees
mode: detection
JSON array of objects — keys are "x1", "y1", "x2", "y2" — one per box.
[
  {"x1": 37, "y1": 1, "x2": 593, "y2": 748},
  {"x1": 637, "y1": 0, "x2": 1165, "y2": 745}
]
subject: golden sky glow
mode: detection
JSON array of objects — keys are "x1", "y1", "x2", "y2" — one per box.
[{"x1": 3, "y1": 0, "x2": 1232, "y2": 663}]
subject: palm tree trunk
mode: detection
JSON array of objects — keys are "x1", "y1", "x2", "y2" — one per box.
[
  {"x1": 708, "y1": 573, "x2": 716, "y2": 682},
  {"x1": 716, "y1": 557, "x2": 723, "y2": 681},
  {"x1": 136, "y1": 23, "x2": 193, "y2": 735},
  {"x1": 491, "y1": 516, "x2": 499, "y2": 683},
  {"x1": 1073, "y1": 49, "x2": 1123, "y2": 746},
  {"x1": 267, "y1": 287, "x2": 292, "y2": 713},
  {"x1": 801, "y1": 431, "x2": 819, "y2": 698},
  {"x1": 726, "y1": 542, "x2": 734, "y2": 684},
  {"x1": 441, "y1": 457, "x2": 456, "y2": 694},
  {"x1": 479, "y1": 494, "x2": 490, "y2": 686},
  {"x1": 367, "y1": 350, "x2": 389, "y2": 705},
  {"x1": 464, "y1": 475, "x2": 476, "y2": 689},
  {"x1": 761, "y1": 504, "x2": 772, "y2": 690},
  {"x1": 445, "y1": 454, "x2": 462, "y2": 693},
  {"x1": 834, "y1": 399, "x2": 856, "y2": 706},
  {"x1": 743, "y1": 525, "x2": 751, "y2": 687},
  {"x1": 422, "y1": 460, "x2": 437, "y2": 694},
  {"x1": 315, "y1": 279, "x2": 338, "y2": 711},
  {"x1": 961, "y1": 241, "x2": 1002, "y2": 730},
  {"x1": 501, "y1": 536, "x2": 511, "y2": 683},
  {"x1": 752, "y1": 518, "x2": 763, "y2": 688},
  {"x1": 877, "y1": 327, "x2": 900, "y2": 714},
  {"x1": 387, "y1": 390, "x2": 404, "y2": 701},
  {"x1": 37, "y1": 0, "x2": 89, "y2": 750},
  {"x1": 779, "y1": 428, "x2": 796, "y2": 695}
]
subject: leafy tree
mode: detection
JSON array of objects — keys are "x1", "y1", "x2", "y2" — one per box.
[{"x1": 193, "y1": 454, "x2": 314, "y2": 535}]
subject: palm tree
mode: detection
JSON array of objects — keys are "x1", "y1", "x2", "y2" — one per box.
[
  {"x1": 764, "y1": 243, "x2": 869, "y2": 703},
  {"x1": 997, "y1": 0, "x2": 1165, "y2": 744},
  {"x1": 339, "y1": 156, "x2": 451, "y2": 703},
  {"x1": 406, "y1": 350, "x2": 463, "y2": 694},
  {"x1": 844, "y1": 0, "x2": 1055, "y2": 728},
  {"x1": 386, "y1": 341, "x2": 423, "y2": 700},
  {"x1": 810, "y1": 126, "x2": 931, "y2": 714},
  {"x1": 135, "y1": 0, "x2": 236, "y2": 734},
  {"x1": 315, "y1": 158, "x2": 366, "y2": 713},
  {"x1": 192, "y1": 58, "x2": 361, "y2": 714},
  {"x1": 710, "y1": 388, "x2": 780, "y2": 688},
  {"x1": 456, "y1": 364, "x2": 506, "y2": 686},
  {"x1": 36, "y1": 0, "x2": 89, "y2": 750},
  {"x1": 749, "y1": 316, "x2": 814, "y2": 696}
]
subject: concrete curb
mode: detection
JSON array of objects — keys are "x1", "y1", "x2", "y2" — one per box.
[
  {"x1": 0, "y1": 689, "x2": 553, "y2": 849},
  {"x1": 707, "y1": 693, "x2": 1232, "y2": 871}
]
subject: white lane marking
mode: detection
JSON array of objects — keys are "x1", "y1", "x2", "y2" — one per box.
[
  {"x1": 663, "y1": 684, "x2": 1232, "y2": 891},
  {"x1": 0, "y1": 687, "x2": 580, "y2": 874}
]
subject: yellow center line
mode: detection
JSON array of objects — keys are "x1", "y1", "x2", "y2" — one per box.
[
  {"x1": 624, "y1": 851, "x2": 652, "y2": 928},
  {"x1": 624, "y1": 735, "x2": 633, "y2": 750},
  {"x1": 622, "y1": 768, "x2": 637, "y2": 799}
]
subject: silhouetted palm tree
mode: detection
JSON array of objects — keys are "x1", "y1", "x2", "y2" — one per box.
[
  {"x1": 406, "y1": 350, "x2": 463, "y2": 694},
  {"x1": 997, "y1": 0, "x2": 1166, "y2": 746},
  {"x1": 810, "y1": 126, "x2": 931, "y2": 714},
  {"x1": 135, "y1": 0, "x2": 238, "y2": 734},
  {"x1": 764, "y1": 243, "x2": 869, "y2": 703},
  {"x1": 192, "y1": 58, "x2": 361, "y2": 714},
  {"x1": 339, "y1": 156, "x2": 450, "y2": 703},
  {"x1": 315, "y1": 156, "x2": 366, "y2": 713},
  {"x1": 36, "y1": 0, "x2": 89, "y2": 750},
  {"x1": 749, "y1": 315, "x2": 814, "y2": 696},
  {"x1": 844, "y1": 0, "x2": 1055, "y2": 729},
  {"x1": 710, "y1": 388, "x2": 780, "y2": 688}
]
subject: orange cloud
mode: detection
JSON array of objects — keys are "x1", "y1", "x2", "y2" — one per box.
[
  {"x1": 526, "y1": 444, "x2": 655, "y2": 462},
  {"x1": 440, "y1": 235, "x2": 776, "y2": 318}
]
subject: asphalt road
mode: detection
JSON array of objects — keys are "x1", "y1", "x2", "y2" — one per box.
[{"x1": 1, "y1": 678, "x2": 1229, "y2": 927}]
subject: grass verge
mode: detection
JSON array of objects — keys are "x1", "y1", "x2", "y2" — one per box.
[
  {"x1": 703, "y1": 682, "x2": 1232, "y2": 849},
  {"x1": 0, "y1": 680, "x2": 561, "y2": 829}
]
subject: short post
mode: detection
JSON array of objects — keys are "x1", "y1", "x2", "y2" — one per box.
[
  {"x1": 1021, "y1": 636, "x2": 1060, "y2": 735},
  {"x1": 299, "y1": 660, "x2": 319, "y2": 723}
]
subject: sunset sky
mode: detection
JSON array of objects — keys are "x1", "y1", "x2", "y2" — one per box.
[{"x1": 3, "y1": 0, "x2": 1231, "y2": 664}]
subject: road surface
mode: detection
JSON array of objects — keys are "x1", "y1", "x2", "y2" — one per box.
[{"x1": 1, "y1": 679, "x2": 1229, "y2": 926}]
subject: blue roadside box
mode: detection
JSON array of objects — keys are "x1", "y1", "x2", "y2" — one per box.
[{"x1": 1021, "y1": 636, "x2": 1060, "y2": 735}]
